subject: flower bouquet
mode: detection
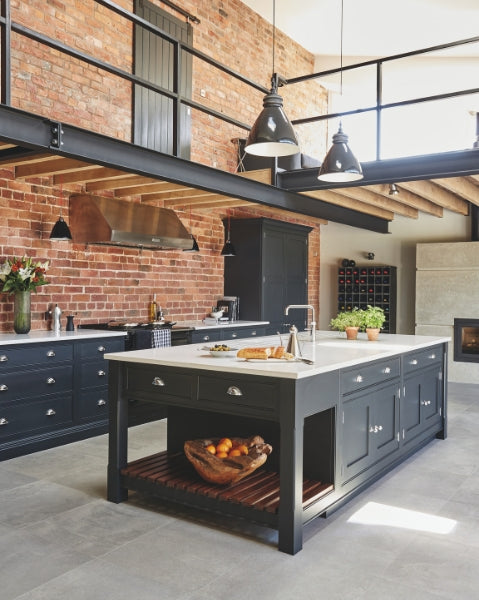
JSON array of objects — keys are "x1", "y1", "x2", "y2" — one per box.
[{"x1": 0, "y1": 256, "x2": 49, "y2": 294}]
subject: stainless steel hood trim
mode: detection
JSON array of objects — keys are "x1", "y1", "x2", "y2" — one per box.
[{"x1": 69, "y1": 195, "x2": 194, "y2": 250}]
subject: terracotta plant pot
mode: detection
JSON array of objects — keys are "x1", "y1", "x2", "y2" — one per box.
[
  {"x1": 366, "y1": 327, "x2": 380, "y2": 341},
  {"x1": 345, "y1": 326, "x2": 360, "y2": 340}
]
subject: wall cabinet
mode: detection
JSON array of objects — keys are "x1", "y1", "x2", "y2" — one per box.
[
  {"x1": 0, "y1": 336, "x2": 124, "y2": 460},
  {"x1": 224, "y1": 218, "x2": 312, "y2": 335}
]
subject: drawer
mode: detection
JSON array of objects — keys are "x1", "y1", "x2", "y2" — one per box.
[
  {"x1": 340, "y1": 357, "x2": 400, "y2": 395},
  {"x1": 78, "y1": 360, "x2": 109, "y2": 388},
  {"x1": 126, "y1": 365, "x2": 195, "y2": 402},
  {"x1": 77, "y1": 337, "x2": 125, "y2": 360},
  {"x1": 0, "y1": 394, "x2": 73, "y2": 440},
  {"x1": 220, "y1": 326, "x2": 266, "y2": 341},
  {"x1": 190, "y1": 330, "x2": 221, "y2": 344},
  {"x1": 403, "y1": 345, "x2": 443, "y2": 375},
  {"x1": 0, "y1": 343, "x2": 73, "y2": 370},
  {"x1": 197, "y1": 375, "x2": 278, "y2": 416},
  {"x1": 78, "y1": 388, "x2": 108, "y2": 420},
  {"x1": 0, "y1": 365, "x2": 73, "y2": 403}
]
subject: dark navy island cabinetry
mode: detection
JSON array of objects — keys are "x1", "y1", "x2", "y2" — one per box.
[
  {"x1": 106, "y1": 334, "x2": 448, "y2": 555},
  {"x1": 0, "y1": 333, "x2": 125, "y2": 460}
]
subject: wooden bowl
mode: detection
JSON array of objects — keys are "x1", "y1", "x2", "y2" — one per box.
[{"x1": 184, "y1": 435, "x2": 273, "y2": 485}]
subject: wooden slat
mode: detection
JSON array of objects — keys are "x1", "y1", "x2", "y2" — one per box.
[
  {"x1": 431, "y1": 176, "x2": 479, "y2": 207},
  {"x1": 302, "y1": 189, "x2": 395, "y2": 221},
  {"x1": 15, "y1": 157, "x2": 95, "y2": 178},
  {"x1": 341, "y1": 185, "x2": 419, "y2": 218},
  {"x1": 86, "y1": 174, "x2": 159, "y2": 192},
  {"x1": 117, "y1": 181, "x2": 189, "y2": 197},
  {"x1": 0, "y1": 151, "x2": 52, "y2": 167},
  {"x1": 237, "y1": 168, "x2": 273, "y2": 185},
  {"x1": 142, "y1": 188, "x2": 214, "y2": 203},
  {"x1": 54, "y1": 167, "x2": 134, "y2": 185},
  {"x1": 166, "y1": 197, "x2": 253, "y2": 209},
  {"x1": 371, "y1": 184, "x2": 443, "y2": 217},
  {"x1": 399, "y1": 180, "x2": 469, "y2": 215}
]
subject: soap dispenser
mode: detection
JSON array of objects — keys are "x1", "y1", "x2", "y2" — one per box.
[{"x1": 53, "y1": 304, "x2": 62, "y2": 332}]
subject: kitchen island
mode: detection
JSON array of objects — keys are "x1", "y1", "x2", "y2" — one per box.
[{"x1": 105, "y1": 332, "x2": 449, "y2": 554}]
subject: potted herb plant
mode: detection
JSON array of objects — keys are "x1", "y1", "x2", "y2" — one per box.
[
  {"x1": 362, "y1": 305, "x2": 386, "y2": 341},
  {"x1": 329, "y1": 308, "x2": 363, "y2": 340}
]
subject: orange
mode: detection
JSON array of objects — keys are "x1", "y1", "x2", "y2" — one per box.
[
  {"x1": 218, "y1": 437, "x2": 233, "y2": 449},
  {"x1": 228, "y1": 448, "x2": 242, "y2": 457},
  {"x1": 205, "y1": 444, "x2": 216, "y2": 454},
  {"x1": 237, "y1": 444, "x2": 249, "y2": 455},
  {"x1": 216, "y1": 451, "x2": 228, "y2": 459},
  {"x1": 215, "y1": 442, "x2": 230, "y2": 454}
]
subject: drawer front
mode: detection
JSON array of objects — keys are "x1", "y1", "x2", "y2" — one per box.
[
  {"x1": 0, "y1": 394, "x2": 73, "y2": 439},
  {"x1": 403, "y1": 345, "x2": 443, "y2": 375},
  {"x1": 190, "y1": 330, "x2": 221, "y2": 344},
  {"x1": 78, "y1": 388, "x2": 108, "y2": 420},
  {"x1": 79, "y1": 360, "x2": 109, "y2": 389},
  {"x1": 197, "y1": 375, "x2": 278, "y2": 416},
  {"x1": 0, "y1": 365, "x2": 73, "y2": 403},
  {"x1": 126, "y1": 365, "x2": 195, "y2": 402},
  {"x1": 341, "y1": 357, "x2": 400, "y2": 395},
  {"x1": 77, "y1": 337, "x2": 125, "y2": 360},
  {"x1": 221, "y1": 326, "x2": 266, "y2": 341},
  {"x1": 0, "y1": 343, "x2": 73, "y2": 370}
]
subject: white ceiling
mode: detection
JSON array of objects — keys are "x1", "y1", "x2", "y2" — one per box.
[{"x1": 241, "y1": 0, "x2": 479, "y2": 67}]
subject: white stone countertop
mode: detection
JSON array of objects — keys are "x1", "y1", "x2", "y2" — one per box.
[
  {"x1": 0, "y1": 329, "x2": 127, "y2": 346},
  {"x1": 104, "y1": 331, "x2": 451, "y2": 380}
]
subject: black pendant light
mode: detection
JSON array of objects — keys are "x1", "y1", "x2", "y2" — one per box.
[
  {"x1": 318, "y1": 0, "x2": 363, "y2": 182},
  {"x1": 244, "y1": 0, "x2": 299, "y2": 157},
  {"x1": 183, "y1": 206, "x2": 200, "y2": 252},
  {"x1": 49, "y1": 178, "x2": 72, "y2": 241},
  {"x1": 221, "y1": 213, "x2": 236, "y2": 256}
]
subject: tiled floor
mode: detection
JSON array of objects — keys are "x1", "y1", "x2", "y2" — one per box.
[{"x1": 1, "y1": 382, "x2": 478, "y2": 600}]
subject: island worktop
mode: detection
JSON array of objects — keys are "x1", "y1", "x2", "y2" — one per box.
[{"x1": 106, "y1": 332, "x2": 449, "y2": 554}]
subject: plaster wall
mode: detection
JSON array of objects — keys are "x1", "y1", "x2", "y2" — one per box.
[{"x1": 319, "y1": 210, "x2": 470, "y2": 333}]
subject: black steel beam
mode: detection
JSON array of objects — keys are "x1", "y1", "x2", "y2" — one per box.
[
  {"x1": 0, "y1": 105, "x2": 390, "y2": 233},
  {"x1": 279, "y1": 149, "x2": 479, "y2": 192}
]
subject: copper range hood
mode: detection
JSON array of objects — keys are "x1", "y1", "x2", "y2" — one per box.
[{"x1": 69, "y1": 195, "x2": 193, "y2": 250}]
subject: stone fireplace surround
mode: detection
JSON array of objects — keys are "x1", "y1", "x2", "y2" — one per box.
[{"x1": 416, "y1": 241, "x2": 479, "y2": 384}]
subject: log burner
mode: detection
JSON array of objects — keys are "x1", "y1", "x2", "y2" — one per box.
[{"x1": 454, "y1": 318, "x2": 479, "y2": 362}]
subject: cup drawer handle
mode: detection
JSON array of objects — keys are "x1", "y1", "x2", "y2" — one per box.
[
  {"x1": 383, "y1": 367, "x2": 391, "y2": 374},
  {"x1": 355, "y1": 374, "x2": 363, "y2": 383},
  {"x1": 97, "y1": 399, "x2": 107, "y2": 406},
  {"x1": 0, "y1": 355, "x2": 7, "y2": 362},
  {"x1": 46, "y1": 377, "x2": 56, "y2": 385},
  {"x1": 46, "y1": 409, "x2": 56, "y2": 416},
  {"x1": 0, "y1": 384, "x2": 8, "y2": 392},
  {"x1": 47, "y1": 350, "x2": 56, "y2": 357},
  {"x1": 227, "y1": 385, "x2": 243, "y2": 396},
  {"x1": 98, "y1": 345, "x2": 106, "y2": 353},
  {"x1": 97, "y1": 370, "x2": 106, "y2": 376},
  {"x1": 152, "y1": 377, "x2": 165, "y2": 387},
  {"x1": 410, "y1": 359, "x2": 418, "y2": 365},
  {"x1": 0, "y1": 417, "x2": 8, "y2": 425}
]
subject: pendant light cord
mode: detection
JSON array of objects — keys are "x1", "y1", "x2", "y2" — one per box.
[
  {"x1": 272, "y1": 0, "x2": 276, "y2": 77},
  {"x1": 340, "y1": 0, "x2": 343, "y2": 97}
]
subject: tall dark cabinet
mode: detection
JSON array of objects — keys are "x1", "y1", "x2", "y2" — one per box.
[{"x1": 224, "y1": 218, "x2": 312, "y2": 335}]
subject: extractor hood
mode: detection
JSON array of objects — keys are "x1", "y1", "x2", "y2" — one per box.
[{"x1": 69, "y1": 195, "x2": 194, "y2": 250}]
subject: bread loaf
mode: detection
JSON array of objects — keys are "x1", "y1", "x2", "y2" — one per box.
[{"x1": 237, "y1": 347, "x2": 271, "y2": 360}]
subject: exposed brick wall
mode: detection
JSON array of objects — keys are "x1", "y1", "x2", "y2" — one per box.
[{"x1": 0, "y1": 0, "x2": 323, "y2": 333}]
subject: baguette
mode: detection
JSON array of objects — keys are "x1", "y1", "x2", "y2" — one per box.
[{"x1": 237, "y1": 347, "x2": 271, "y2": 360}]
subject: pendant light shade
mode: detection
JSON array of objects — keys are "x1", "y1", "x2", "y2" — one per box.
[
  {"x1": 49, "y1": 215, "x2": 72, "y2": 241},
  {"x1": 318, "y1": 123, "x2": 363, "y2": 182},
  {"x1": 245, "y1": 76, "x2": 300, "y2": 157},
  {"x1": 244, "y1": 0, "x2": 299, "y2": 158}
]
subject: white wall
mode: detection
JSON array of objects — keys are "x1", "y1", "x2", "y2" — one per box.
[{"x1": 319, "y1": 210, "x2": 470, "y2": 333}]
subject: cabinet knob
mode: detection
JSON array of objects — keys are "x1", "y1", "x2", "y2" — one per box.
[
  {"x1": 231, "y1": 333, "x2": 237, "y2": 338},
  {"x1": 97, "y1": 370, "x2": 106, "y2": 377},
  {"x1": 429, "y1": 353, "x2": 436, "y2": 360},
  {"x1": 410, "y1": 359, "x2": 418, "y2": 365},
  {"x1": 383, "y1": 366, "x2": 391, "y2": 374},
  {"x1": 227, "y1": 385, "x2": 243, "y2": 396},
  {"x1": 369, "y1": 425, "x2": 383, "y2": 433},
  {"x1": 97, "y1": 399, "x2": 107, "y2": 406},
  {"x1": 152, "y1": 376, "x2": 165, "y2": 387},
  {"x1": 46, "y1": 377, "x2": 56, "y2": 385},
  {"x1": 97, "y1": 345, "x2": 106, "y2": 353},
  {"x1": 203, "y1": 335, "x2": 210, "y2": 341},
  {"x1": 421, "y1": 400, "x2": 432, "y2": 406},
  {"x1": 46, "y1": 350, "x2": 56, "y2": 357},
  {"x1": 45, "y1": 409, "x2": 56, "y2": 416},
  {"x1": 355, "y1": 374, "x2": 363, "y2": 383},
  {"x1": 0, "y1": 417, "x2": 8, "y2": 425},
  {"x1": 251, "y1": 331, "x2": 257, "y2": 336},
  {"x1": 0, "y1": 355, "x2": 8, "y2": 362},
  {"x1": 0, "y1": 384, "x2": 8, "y2": 392}
]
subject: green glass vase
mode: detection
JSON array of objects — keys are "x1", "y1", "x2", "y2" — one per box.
[{"x1": 13, "y1": 290, "x2": 31, "y2": 334}]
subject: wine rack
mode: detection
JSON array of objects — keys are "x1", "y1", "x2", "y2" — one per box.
[{"x1": 337, "y1": 265, "x2": 397, "y2": 333}]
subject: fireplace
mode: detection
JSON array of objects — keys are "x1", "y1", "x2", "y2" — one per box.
[{"x1": 454, "y1": 318, "x2": 479, "y2": 363}]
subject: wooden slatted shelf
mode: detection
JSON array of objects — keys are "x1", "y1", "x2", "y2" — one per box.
[{"x1": 121, "y1": 451, "x2": 334, "y2": 515}]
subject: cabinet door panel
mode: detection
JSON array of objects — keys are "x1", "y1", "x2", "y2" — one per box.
[
  {"x1": 402, "y1": 366, "x2": 442, "y2": 448},
  {"x1": 342, "y1": 393, "x2": 371, "y2": 480},
  {"x1": 371, "y1": 384, "x2": 400, "y2": 461}
]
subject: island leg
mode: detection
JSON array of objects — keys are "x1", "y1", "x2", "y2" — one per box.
[
  {"x1": 278, "y1": 397, "x2": 304, "y2": 554},
  {"x1": 107, "y1": 361, "x2": 129, "y2": 503}
]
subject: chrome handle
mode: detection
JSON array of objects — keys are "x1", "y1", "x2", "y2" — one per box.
[
  {"x1": 97, "y1": 399, "x2": 107, "y2": 406},
  {"x1": 97, "y1": 370, "x2": 106, "y2": 376},
  {"x1": 46, "y1": 409, "x2": 56, "y2": 416},
  {"x1": 97, "y1": 345, "x2": 106, "y2": 352},
  {"x1": 383, "y1": 366, "x2": 391, "y2": 374},
  {"x1": 0, "y1": 384, "x2": 8, "y2": 392},
  {"x1": 410, "y1": 359, "x2": 418, "y2": 365},
  {"x1": 152, "y1": 377, "x2": 165, "y2": 387},
  {"x1": 355, "y1": 374, "x2": 363, "y2": 383},
  {"x1": 231, "y1": 333, "x2": 237, "y2": 338},
  {"x1": 251, "y1": 331, "x2": 257, "y2": 336},
  {"x1": 0, "y1": 417, "x2": 8, "y2": 425},
  {"x1": 227, "y1": 385, "x2": 243, "y2": 396},
  {"x1": 0, "y1": 355, "x2": 7, "y2": 362},
  {"x1": 429, "y1": 353, "x2": 436, "y2": 359},
  {"x1": 46, "y1": 377, "x2": 56, "y2": 385},
  {"x1": 46, "y1": 350, "x2": 56, "y2": 357},
  {"x1": 421, "y1": 400, "x2": 432, "y2": 406},
  {"x1": 369, "y1": 425, "x2": 383, "y2": 433},
  {"x1": 203, "y1": 335, "x2": 210, "y2": 341}
]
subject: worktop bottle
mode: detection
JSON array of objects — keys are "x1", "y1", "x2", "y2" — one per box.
[{"x1": 149, "y1": 296, "x2": 157, "y2": 322}]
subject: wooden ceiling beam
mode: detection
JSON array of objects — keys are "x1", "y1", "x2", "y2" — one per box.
[
  {"x1": 87, "y1": 175, "x2": 159, "y2": 192},
  {"x1": 372, "y1": 184, "x2": 443, "y2": 217},
  {"x1": 341, "y1": 186, "x2": 419, "y2": 219},
  {"x1": 177, "y1": 198, "x2": 253, "y2": 210},
  {"x1": 116, "y1": 181, "x2": 188, "y2": 197},
  {"x1": 431, "y1": 176, "x2": 479, "y2": 207},
  {"x1": 15, "y1": 157, "x2": 95, "y2": 178},
  {"x1": 399, "y1": 180, "x2": 469, "y2": 215},
  {"x1": 53, "y1": 167, "x2": 133, "y2": 185},
  {"x1": 301, "y1": 189, "x2": 394, "y2": 221},
  {"x1": 0, "y1": 152, "x2": 52, "y2": 167}
]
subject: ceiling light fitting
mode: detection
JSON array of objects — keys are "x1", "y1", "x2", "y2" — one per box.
[
  {"x1": 221, "y1": 214, "x2": 236, "y2": 257},
  {"x1": 389, "y1": 183, "x2": 399, "y2": 196},
  {"x1": 49, "y1": 178, "x2": 72, "y2": 241},
  {"x1": 244, "y1": 0, "x2": 299, "y2": 158},
  {"x1": 318, "y1": 0, "x2": 363, "y2": 182}
]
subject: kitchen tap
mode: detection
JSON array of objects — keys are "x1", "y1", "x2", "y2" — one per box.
[{"x1": 284, "y1": 304, "x2": 316, "y2": 343}]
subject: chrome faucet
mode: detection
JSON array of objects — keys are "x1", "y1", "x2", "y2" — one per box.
[{"x1": 284, "y1": 304, "x2": 316, "y2": 343}]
